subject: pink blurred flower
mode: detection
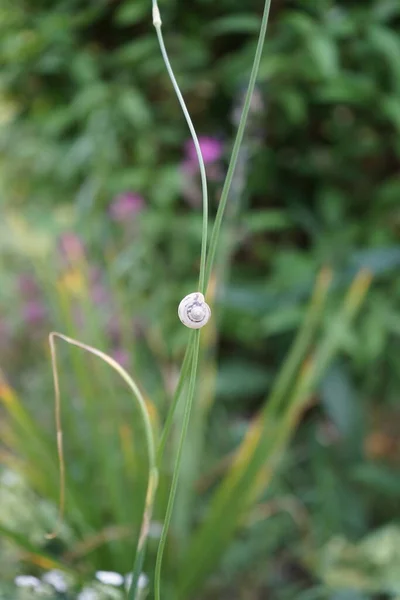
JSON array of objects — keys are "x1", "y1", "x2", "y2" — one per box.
[
  {"x1": 182, "y1": 137, "x2": 224, "y2": 207},
  {"x1": 23, "y1": 301, "x2": 46, "y2": 325},
  {"x1": 59, "y1": 232, "x2": 85, "y2": 262},
  {"x1": 185, "y1": 136, "x2": 223, "y2": 165},
  {"x1": 112, "y1": 348, "x2": 130, "y2": 368},
  {"x1": 109, "y1": 192, "x2": 145, "y2": 222},
  {"x1": 88, "y1": 268, "x2": 112, "y2": 305},
  {"x1": 91, "y1": 282, "x2": 111, "y2": 305}
]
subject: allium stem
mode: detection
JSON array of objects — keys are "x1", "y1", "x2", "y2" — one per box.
[
  {"x1": 153, "y1": 1, "x2": 209, "y2": 295},
  {"x1": 157, "y1": 341, "x2": 193, "y2": 465},
  {"x1": 154, "y1": 331, "x2": 200, "y2": 600},
  {"x1": 150, "y1": 1, "x2": 272, "y2": 598},
  {"x1": 204, "y1": 0, "x2": 272, "y2": 290}
]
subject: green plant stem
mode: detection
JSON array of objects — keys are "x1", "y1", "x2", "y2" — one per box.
[
  {"x1": 47, "y1": 333, "x2": 156, "y2": 600},
  {"x1": 154, "y1": 330, "x2": 201, "y2": 600},
  {"x1": 157, "y1": 341, "x2": 193, "y2": 466},
  {"x1": 204, "y1": 0, "x2": 272, "y2": 290},
  {"x1": 151, "y1": 5, "x2": 210, "y2": 596},
  {"x1": 151, "y1": 1, "x2": 273, "y2": 597},
  {"x1": 153, "y1": 3, "x2": 208, "y2": 295},
  {"x1": 127, "y1": 467, "x2": 158, "y2": 600}
]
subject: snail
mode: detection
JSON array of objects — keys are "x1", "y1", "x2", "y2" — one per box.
[{"x1": 178, "y1": 292, "x2": 211, "y2": 329}]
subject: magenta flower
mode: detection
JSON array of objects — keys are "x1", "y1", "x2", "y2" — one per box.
[
  {"x1": 109, "y1": 192, "x2": 145, "y2": 222},
  {"x1": 185, "y1": 136, "x2": 223, "y2": 165},
  {"x1": 91, "y1": 282, "x2": 111, "y2": 305},
  {"x1": 112, "y1": 348, "x2": 130, "y2": 368},
  {"x1": 182, "y1": 137, "x2": 224, "y2": 207},
  {"x1": 59, "y1": 232, "x2": 85, "y2": 262},
  {"x1": 88, "y1": 268, "x2": 112, "y2": 305},
  {"x1": 23, "y1": 301, "x2": 46, "y2": 325}
]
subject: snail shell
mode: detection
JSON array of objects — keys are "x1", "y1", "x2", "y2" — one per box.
[{"x1": 178, "y1": 292, "x2": 211, "y2": 329}]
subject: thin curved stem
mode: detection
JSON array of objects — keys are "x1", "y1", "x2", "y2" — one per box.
[
  {"x1": 204, "y1": 0, "x2": 272, "y2": 290},
  {"x1": 151, "y1": 4, "x2": 209, "y2": 597},
  {"x1": 150, "y1": 2, "x2": 272, "y2": 598},
  {"x1": 47, "y1": 332, "x2": 157, "y2": 600},
  {"x1": 154, "y1": 331, "x2": 201, "y2": 600},
  {"x1": 153, "y1": 2, "x2": 208, "y2": 295}
]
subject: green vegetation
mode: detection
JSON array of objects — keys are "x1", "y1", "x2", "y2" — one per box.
[{"x1": 0, "y1": 1, "x2": 399, "y2": 599}]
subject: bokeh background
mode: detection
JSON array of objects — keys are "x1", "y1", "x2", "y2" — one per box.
[{"x1": 1, "y1": 0, "x2": 400, "y2": 599}]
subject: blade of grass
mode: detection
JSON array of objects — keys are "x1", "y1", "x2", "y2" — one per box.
[
  {"x1": 301, "y1": 269, "x2": 372, "y2": 385},
  {"x1": 176, "y1": 271, "x2": 371, "y2": 598},
  {"x1": 154, "y1": 330, "x2": 201, "y2": 600},
  {"x1": 265, "y1": 267, "x2": 333, "y2": 414},
  {"x1": 0, "y1": 372, "x2": 90, "y2": 533},
  {"x1": 0, "y1": 524, "x2": 72, "y2": 573},
  {"x1": 47, "y1": 333, "x2": 157, "y2": 600},
  {"x1": 77, "y1": 260, "x2": 141, "y2": 560},
  {"x1": 38, "y1": 260, "x2": 131, "y2": 563},
  {"x1": 127, "y1": 466, "x2": 158, "y2": 600},
  {"x1": 204, "y1": 0, "x2": 272, "y2": 290},
  {"x1": 156, "y1": 342, "x2": 193, "y2": 465},
  {"x1": 51, "y1": 274, "x2": 104, "y2": 497},
  {"x1": 172, "y1": 286, "x2": 219, "y2": 552}
]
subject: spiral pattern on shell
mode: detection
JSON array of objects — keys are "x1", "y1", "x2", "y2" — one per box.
[{"x1": 178, "y1": 292, "x2": 211, "y2": 329}]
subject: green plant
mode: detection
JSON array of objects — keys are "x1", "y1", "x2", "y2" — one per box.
[{"x1": 1, "y1": 0, "x2": 398, "y2": 599}]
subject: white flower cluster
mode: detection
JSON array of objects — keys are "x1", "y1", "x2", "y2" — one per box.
[
  {"x1": 14, "y1": 571, "x2": 70, "y2": 597},
  {"x1": 14, "y1": 569, "x2": 149, "y2": 599}
]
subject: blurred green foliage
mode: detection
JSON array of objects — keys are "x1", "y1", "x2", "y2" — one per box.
[{"x1": 1, "y1": 0, "x2": 400, "y2": 599}]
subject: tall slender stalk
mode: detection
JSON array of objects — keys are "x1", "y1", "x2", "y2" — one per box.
[
  {"x1": 157, "y1": 342, "x2": 193, "y2": 466},
  {"x1": 154, "y1": 332, "x2": 200, "y2": 600},
  {"x1": 47, "y1": 333, "x2": 157, "y2": 600},
  {"x1": 152, "y1": 1, "x2": 208, "y2": 295},
  {"x1": 151, "y1": 4, "x2": 210, "y2": 597},
  {"x1": 204, "y1": 0, "x2": 272, "y2": 290},
  {"x1": 150, "y1": 1, "x2": 272, "y2": 597}
]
